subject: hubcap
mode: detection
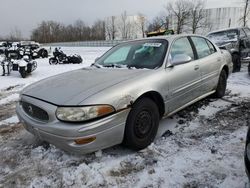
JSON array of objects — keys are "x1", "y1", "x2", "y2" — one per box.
[{"x1": 134, "y1": 110, "x2": 153, "y2": 138}]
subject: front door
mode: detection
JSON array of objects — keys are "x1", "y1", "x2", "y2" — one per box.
[{"x1": 165, "y1": 37, "x2": 202, "y2": 113}]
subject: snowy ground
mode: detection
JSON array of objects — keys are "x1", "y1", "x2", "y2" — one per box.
[{"x1": 0, "y1": 47, "x2": 250, "y2": 188}]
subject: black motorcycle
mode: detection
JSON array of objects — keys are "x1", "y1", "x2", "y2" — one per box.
[{"x1": 49, "y1": 48, "x2": 82, "y2": 65}]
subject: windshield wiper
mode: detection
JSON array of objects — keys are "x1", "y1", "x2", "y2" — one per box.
[
  {"x1": 102, "y1": 64, "x2": 123, "y2": 68},
  {"x1": 91, "y1": 63, "x2": 102, "y2": 68}
]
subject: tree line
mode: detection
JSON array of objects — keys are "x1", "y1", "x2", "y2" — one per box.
[
  {"x1": 30, "y1": 19, "x2": 105, "y2": 43},
  {"x1": 0, "y1": 0, "x2": 249, "y2": 42}
]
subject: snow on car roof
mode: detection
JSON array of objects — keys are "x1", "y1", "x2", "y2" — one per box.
[{"x1": 206, "y1": 27, "x2": 249, "y2": 36}]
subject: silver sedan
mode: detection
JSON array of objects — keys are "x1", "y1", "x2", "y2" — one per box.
[{"x1": 16, "y1": 35, "x2": 233, "y2": 154}]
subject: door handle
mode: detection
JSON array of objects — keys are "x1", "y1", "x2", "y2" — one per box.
[{"x1": 194, "y1": 65, "x2": 199, "y2": 70}]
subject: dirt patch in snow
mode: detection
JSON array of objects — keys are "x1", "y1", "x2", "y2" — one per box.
[{"x1": 0, "y1": 102, "x2": 17, "y2": 121}]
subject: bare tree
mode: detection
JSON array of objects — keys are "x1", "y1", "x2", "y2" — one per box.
[
  {"x1": 105, "y1": 16, "x2": 116, "y2": 40},
  {"x1": 117, "y1": 11, "x2": 134, "y2": 39},
  {"x1": 188, "y1": 0, "x2": 206, "y2": 34},
  {"x1": 147, "y1": 16, "x2": 166, "y2": 32},
  {"x1": 91, "y1": 20, "x2": 105, "y2": 40},
  {"x1": 120, "y1": 11, "x2": 129, "y2": 39},
  {"x1": 242, "y1": 0, "x2": 250, "y2": 26},
  {"x1": 166, "y1": 0, "x2": 191, "y2": 34},
  {"x1": 137, "y1": 13, "x2": 146, "y2": 38}
]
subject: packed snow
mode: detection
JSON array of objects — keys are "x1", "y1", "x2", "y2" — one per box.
[{"x1": 0, "y1": 47, "x2": 250, "y2": 188}]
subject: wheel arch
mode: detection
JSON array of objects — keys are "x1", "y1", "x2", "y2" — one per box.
[
  {"x1": 221, "y1": 65, "x2": 229, "y2": 78},
  {"x1": 134, "y1": 91, "x2": 165, "y2": 118}
]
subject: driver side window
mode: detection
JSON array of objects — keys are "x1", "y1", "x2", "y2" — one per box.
[{"x1": 170, "y1": 37, "x2": 194, "y2": 62}]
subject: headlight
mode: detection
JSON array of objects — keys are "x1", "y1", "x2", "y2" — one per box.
[{"x1": 56, "y1": 105, "x2": 115, "y2": 122}]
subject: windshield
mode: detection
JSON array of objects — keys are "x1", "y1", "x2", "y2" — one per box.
[
  {"x1": 95, "y1": 39, "x2": 168, "y2": 69},
  {"x1": 207, "y1": 29, "x2": 239, "y2": 44}
]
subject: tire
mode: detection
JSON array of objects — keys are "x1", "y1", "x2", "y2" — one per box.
[
  {"x1": 213, "y1": 69, "x2": 227, "y2": 98},
  {"x1": 232, "y1": 53, "x2": 241, "y2": 73},
  {"x1": 19, "y1": 67, "x2": 26, "y2": 78},
  {"x1": 123, "y1": 98, "x2": 160, "y2": 150},
  {"x1": 38, "y1": 49, "x2": 48, "y2": 58},
  {"x1": 248, "y1": 62, "x2": 250, "y2": 76},
  {"x1": 49, "y1": 57, "x2": 58, "y2": 65}
]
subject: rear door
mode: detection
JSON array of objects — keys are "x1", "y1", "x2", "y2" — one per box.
[
  {"x1": 190, "y1": 36, "x2": 221, "y2": 95},
  {"x1": 166, "y1": 37, "x2": 202, "y2": 113}
]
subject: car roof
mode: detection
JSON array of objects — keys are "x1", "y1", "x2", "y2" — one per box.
[
  {"x1": 207, "y1": 27, "x2": 249, "y2": 35},
  {"x1": 126, "y1": 34, "x2": 208, "y2": 43}
]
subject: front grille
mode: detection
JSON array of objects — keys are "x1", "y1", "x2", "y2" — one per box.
[{"x1": 22, "y1": 101, "x2": 49, "y2": 122}]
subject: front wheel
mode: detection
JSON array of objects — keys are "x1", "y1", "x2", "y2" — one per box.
[
  {"x1": 19, "y1": 67, "x2": 26, "y2": 78},
  {"x1": 123, "y1": 98, "x2": 159, "y2": 150},
  {"x1": 213, "y1": 69, "x2": 227, "y2": 98},
  {"x1": 49, "y1": 57, "x2": 58, "y2": 65}
]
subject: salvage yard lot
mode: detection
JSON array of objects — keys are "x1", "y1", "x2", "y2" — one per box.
[{"x1": 0, "y1": 47, "x2": 250, "y2": 187}]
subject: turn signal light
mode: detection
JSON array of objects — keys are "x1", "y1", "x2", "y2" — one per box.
[{"x1": 74, "y1": 136, "x2": 96, "y2": 145}]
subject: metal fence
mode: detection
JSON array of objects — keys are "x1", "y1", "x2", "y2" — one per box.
[{"x1": 42, "y1": 40, "x2": 127, "y2": 47}]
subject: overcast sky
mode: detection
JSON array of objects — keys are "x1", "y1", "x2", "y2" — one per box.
[{"x1": 0, "y1": 0, "x2": 241, "y2": 38}]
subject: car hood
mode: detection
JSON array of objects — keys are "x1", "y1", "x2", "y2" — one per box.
[{"x1": 22, "y1": 67, "x2": 148, "y2": 105}]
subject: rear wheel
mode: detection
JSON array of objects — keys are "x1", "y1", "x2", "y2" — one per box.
[
  {"x1": 213, "y1": 69, "x2": 227, "y2": 98},
  {"x1": 123, "y1": 98, "x2": 159, "y2": 150},
  {"x1": 232, "y1": 53, "x2": 241, "y2": 72}
]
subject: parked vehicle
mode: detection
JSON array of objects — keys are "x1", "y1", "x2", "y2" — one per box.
[
  {"x1": 12, "y1": 55, "x2": 37, "y2": 78},
  {"x1": 245, "y1": 126, "x2": 250, "y2": 181},
  {"x1": 19, "y1": 41, "x2": 48, "y2": 59},
  {"x1": 16, "y1": 35, "x2": 233, "y2": 154},
  {"x1": 146, "y1": 29, "x2": 175, "y2": 37},
  {"x1": 49, "y1": 48, "x2": 82, "y2": 64},
  {"x1": 207, "y1": 27, "x2": 250, "y2": 72}
]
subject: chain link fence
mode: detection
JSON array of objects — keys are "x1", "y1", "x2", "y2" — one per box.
[{"x1": 42, "y1": 40, "x2": 127, "y2": 47}]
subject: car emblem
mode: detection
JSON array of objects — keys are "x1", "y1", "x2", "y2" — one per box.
[{"x1": 28, "y1": 105, "x2": 33, "y2": 115}]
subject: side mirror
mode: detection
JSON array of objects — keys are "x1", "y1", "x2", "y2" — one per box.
[{"x1": 171, "y1": 54, "x2": 192, "y2": 66}]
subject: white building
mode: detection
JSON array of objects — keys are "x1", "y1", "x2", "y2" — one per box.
[
  {"x1": 203, "y1": 7, "x2": 245, "y2": 33},
  {"x1": 105, "y1": 14, "x2": 145, "y2": 40},
  {"x1": 169, "y1": 7, "x2": 247, "y2": 35}
]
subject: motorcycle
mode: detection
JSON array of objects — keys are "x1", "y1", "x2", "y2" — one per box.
[
  {"x1": 18, "y1": 42, "x2": 48, "y2": 59},
  {"x1": 49, "y1": 48, "x2": 82, "y2": 65},
  {"x1": 12, "y1": 55, "x2": 37, "y2": 78}
]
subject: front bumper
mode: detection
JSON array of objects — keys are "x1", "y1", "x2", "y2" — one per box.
[{"x1": 16, "y1": 95, "x2": 130, "y2": 154}]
